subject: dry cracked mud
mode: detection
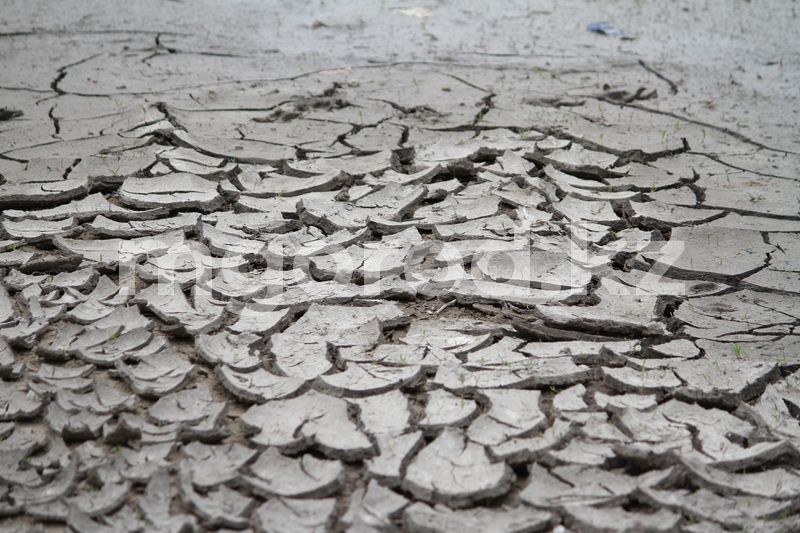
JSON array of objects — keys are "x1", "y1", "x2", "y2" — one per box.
[{"x1": 1, "y1": 1, "x2": 800, "y2": 532}]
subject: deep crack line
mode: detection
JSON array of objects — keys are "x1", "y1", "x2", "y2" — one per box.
[
  {"x1": 688, "y1": 151, "x2": 797, "y2": 182},
  {"x1": 638, "y1": 60, "x2": 679, "y2": 95},
  {"x1": 596, "y1": 98, "x2": 799, "y2": 157}
]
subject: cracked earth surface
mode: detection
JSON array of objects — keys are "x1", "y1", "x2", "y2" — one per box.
[{"x1": 2, "y1": 1, "x2": 800, "y2": 532}]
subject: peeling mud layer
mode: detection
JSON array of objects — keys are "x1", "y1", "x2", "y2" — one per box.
[{"x1": 2, "y1": 1, "x2": 800, "y2": 532}]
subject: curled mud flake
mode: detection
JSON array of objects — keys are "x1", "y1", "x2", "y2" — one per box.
[{"x1": 402, "y1": 427, "x2": 514, "y2": 507}]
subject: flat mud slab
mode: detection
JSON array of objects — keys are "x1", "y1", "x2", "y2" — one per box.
[{"x1": 1, "y1": 1, "x2": 800, "y2": 531}]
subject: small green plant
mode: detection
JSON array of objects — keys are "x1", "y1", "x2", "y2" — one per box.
[
  {"x1": 732, "y1": 343, "x2": 749, "y2": 360},
  {"x1": 136, "y1": 508, "x2": 153, "y2": 525}
]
